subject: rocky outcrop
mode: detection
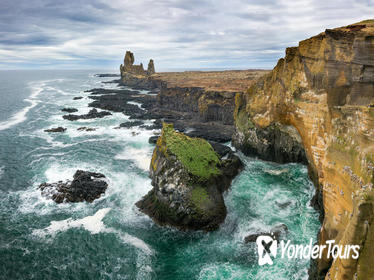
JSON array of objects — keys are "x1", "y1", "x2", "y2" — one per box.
[
  {"x1": 61, "y1": 108, "x2": 78, "y2": 113},
  {"x1": 136, "y1": 123, "x2": 243, "y2": 231},
  {"x1": 120, "y1": 51, "x2": 155, "y2": 77},
  {"x1": 63, "y1": 108, "x2": 112, "y2": 121},
  {"x1": 44, "y1": 127, "x2": 66, "y2": 133},
  {"x1": 39, "y1": 170, "x2": 108, "y2": 203},
  {"x1": 233, "y1": 20, "x2": 374, "y2": 279}
]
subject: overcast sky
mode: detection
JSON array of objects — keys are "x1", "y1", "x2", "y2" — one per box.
[{"x1": 0, "y1": 0, "x2": 373, "y2": 70}]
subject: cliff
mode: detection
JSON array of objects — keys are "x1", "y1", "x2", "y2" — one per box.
[
  {"x1": 136, "y1": 123, "x2": 242, "y2": 231},
  {"x1": 119, "y1": 65, "x2": 268, "y2": 142},
  {"x1": 233, "y1": 20, "x2": 374, "y2": 279}
]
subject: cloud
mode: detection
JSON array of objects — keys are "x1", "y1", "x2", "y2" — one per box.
[{"x1": 0, "y1": 0, "x2": 373, "y2": 70}]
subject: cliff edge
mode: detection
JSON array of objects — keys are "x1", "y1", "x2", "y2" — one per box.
[{"x1": 233, "y1": 20, "x2": 374, "y2": 279}]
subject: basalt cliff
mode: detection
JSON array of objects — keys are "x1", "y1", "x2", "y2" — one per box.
[{"x1": 233, "y1": 20, "x2": 374, "y2": 279}]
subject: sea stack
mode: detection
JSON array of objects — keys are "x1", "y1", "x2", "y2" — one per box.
[
  {"x1": 136, "y1": 123, "x2": 242, "y2": 231},
  {"x1": 120, "y1": 50, "x2": 155, "y2": 77}
]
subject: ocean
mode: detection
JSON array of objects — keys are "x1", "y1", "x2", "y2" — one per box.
[{"x1": 0, "y1": 70, "x2": 320, "y2": 280}]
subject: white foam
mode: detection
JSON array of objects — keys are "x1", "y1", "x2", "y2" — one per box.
[
  {"x1": 115, "y1": 147, "x2": 152, "y2": 171},
  {"x1": 0, "y1": 166, "x2": 4, "y2": 178},
  {"x1": 32, "y1": 208, "x2": 111, "y2": 237},
  {"x1": 0, "y1": 81, "x2": 45, "y2": 131},
  {"x1": 264, "y1": 168, "x2": 289, "y2": 175},
  {"x1": 44, "y1": 86, "x2": 72, "y2": 96},
  {"x1": 127, "y1": 101, "x2": 143, "y2": 109},
  {"x1": 32, "y1": 208, "x2": 153, "y2": 254}
]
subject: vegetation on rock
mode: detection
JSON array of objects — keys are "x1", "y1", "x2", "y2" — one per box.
[{"x1": 157, "y1": 123, "x2": 221, "y2": 180}]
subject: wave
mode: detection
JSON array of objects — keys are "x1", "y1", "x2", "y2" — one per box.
[
  {"x1": 0, "y1": 166, "x2": 4, "y2": 178},
  {"x1": 115, "y1": 146, "x2": 152, "y2": 171},
  {"x1": 32, "y1": 208, "x2": 153, "y2": 255},
  {"x1": 0, "y1": 81, "x2": 45, "y2": 131}
]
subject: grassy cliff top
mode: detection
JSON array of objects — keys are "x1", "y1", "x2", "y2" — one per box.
[
  {"x1": 160, "y1": 123, "x2": 221, "y2": 179},
  {"x1": 152, "y1": 70, "x2": 269, "y2": 92}
]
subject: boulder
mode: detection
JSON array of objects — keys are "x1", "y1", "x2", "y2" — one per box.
[
  {"x1": 61, "y1": 108, "x2": 78, "y2": 113},
  {"x1": 77, "y1": 127, "x2": 96, "y2": 132},
  {"x1": 39, "y1": 170, "x2": 108, "y2": 203},
  {"x1": 44, "y1": 127, "x2": 66, "y2": 133}
]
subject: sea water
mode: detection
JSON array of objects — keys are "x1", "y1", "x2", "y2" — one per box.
[{"x1": 0, "y1": 70, "x2": 320, "y2": 280}]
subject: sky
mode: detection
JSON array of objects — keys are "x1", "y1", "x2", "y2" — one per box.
[{"x1": 0, "y1": 0, "x2": 373, "y2": 71}]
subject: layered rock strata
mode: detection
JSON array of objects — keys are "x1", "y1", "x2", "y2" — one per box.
[
  {"x1": 136, "y1": 123, "x2": 243, "y2": 231},
  {"x1": 232, "y1": 20, "x2": 374, "y2": 279}
]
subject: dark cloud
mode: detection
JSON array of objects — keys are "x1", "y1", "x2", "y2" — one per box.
[{"x1": 0, "y1": 0, "x2": 373, "y2": 69}]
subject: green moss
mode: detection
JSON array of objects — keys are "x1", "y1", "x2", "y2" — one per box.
[
  {"x1": 191, "y1": 186, "x2": 209, "y2": 211},
  {"x1": 236, "y1": 109, "x2": 254, "y2": 132},
  {"x1": 162, "y1": 123, "x2": 221, "y2": 180}
]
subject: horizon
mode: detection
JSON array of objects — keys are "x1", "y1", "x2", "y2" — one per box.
[{"x1": 1, "y1": 1, "x2": 373, "y2": 70}]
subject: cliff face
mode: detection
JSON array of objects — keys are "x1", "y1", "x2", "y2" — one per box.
[
  {"x1": 157, "y1": 86, "x2": 236, "y2": 125},
  {"x1": 233, "y1": 20, "x2": 374, "y2": 279}
]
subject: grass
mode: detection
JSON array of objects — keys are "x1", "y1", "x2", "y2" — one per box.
[
  {"x1": 161, "y1": 123, "x2": 221, "y2": 180},
  {"x1": 190, "y1": 186, "x2": 210, "y2": 211}
]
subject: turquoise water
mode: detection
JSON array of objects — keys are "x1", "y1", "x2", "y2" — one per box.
[{"x1": 0, "y1": 70, "x2": 320, "y2": 280}]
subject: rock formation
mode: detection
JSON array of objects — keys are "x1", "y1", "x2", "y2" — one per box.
[
  {"x1": 147, "y1": 59, "x2": 155, "y2": 75},
  {"x1": 63, "y1": 108, "x2": 112, "y2": 121},
  {"x1": 39, "y1": 170, "x2": 108, "y2": 203},
  {"x1": 44, "y1": 127, "x2": 66, "y2": 133},
  {"x1": 120, "y1": 51, "x2": 155, "y2": 77},
  {"x1": 136, "y1": 123, "x2": 243, "y2": 231},
  {"x1": 232, "y1": 20, "x2": 374, "y2": 279}
]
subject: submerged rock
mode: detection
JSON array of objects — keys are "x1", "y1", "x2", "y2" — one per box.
[
  {"x1": 63, "y1": 108, "x2": 112, "y2": 121},
  {"x1": 77, "y1": 127, "x2": 96, "y2": 132},
  {"x1": 61, "y1": 108, "x2": 78, "y2": 113},
  {"x1": 244, "y1": 224, "x2": 288, "y2": 243},
  {"x1": 118, "y1": 121, "x2": 143, "y2": 128},
  {"x1": 39, "y1": 170, "x2": 108, "y2": 203},
  {"x1": 136, "y1": 123, "x2": 243, "y2": 231},
  {"x1": 44, "y1": 127, "x2": 67, "y2": 133},
  {"x1": 73, "y1": 96, "x2": 83, "y2": 100}
]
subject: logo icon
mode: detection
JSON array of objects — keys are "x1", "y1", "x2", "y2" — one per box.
[{"x1": 256, "y1": 235, "x2": 277, "y2": 265}]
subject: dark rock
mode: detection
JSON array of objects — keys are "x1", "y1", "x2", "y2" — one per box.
[
  {"x1": 118, "y1": 121, "x2": 143, "y2": 128},
  {"x1": 95, "y1": 74, "x2": 120, "y2": 77},
  {"x1": 73, "y1": 97, "x2": 83, "y2": 100},
  {"x1": 63, "y1": 109, "x2": 112, "y2": 121},
  {"x1": 61, "y1": 108, "x2": 78, "y2": 113},
  {"x1": 244, "y1": 224, "x2": 288, "y2": 243},
  {"x1": 44, "y1": 127, "x2": 67, "y2": 133},
  {"x1": 136, "y1": 123, "x2": 243, "y2": 231},
  {"x1": 275, "y1": 200, "x2": 292, "y2": 209},
  {"x1": 39, "y1": 170, "x2": 108, "y2": 203},
  {"x1": 77, "y1": 127, "x2": 96, "y2": 132},
  {"x1": 208, "y1": 141, "x2": 233, "y2": 157},
  {"x1": 232, "y1": 122, "x2": 308, "y2": 164},
  {"x1": 148, "y1": 135, "x2": 159, "y2": 144}
]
